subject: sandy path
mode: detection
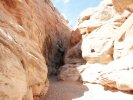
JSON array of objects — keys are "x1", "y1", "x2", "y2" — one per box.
[
  {"x1": 42, "y1": 76, "x2": 88, "y2": 100},
  {"x1": 41, "y1": 76, "x2": 133, "y2": 100}
]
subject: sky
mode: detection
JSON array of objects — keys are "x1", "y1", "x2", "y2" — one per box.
[{"x1": 51, "y1": 0, "x2": 102, "y2": 27}]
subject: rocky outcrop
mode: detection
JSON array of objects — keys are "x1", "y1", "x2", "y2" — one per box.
[
  {"x1": 0, "y1": 0, "x2": 71, "y2": 100},
  {"x1": 58, "y1": 0, "x2": 133, "y2": 92},
  {"x1": 69, "y1": 29, "x2": 81, "y2": 48},
  {"x1": 80, "y1": 0, "x2": 133, "y2": 91},
  {"x1": 112, "y1": 0, "x2": 133, "y2": 13},
  {"x1": 58, "y1": 39, "x2": 86, "y2": 81}
]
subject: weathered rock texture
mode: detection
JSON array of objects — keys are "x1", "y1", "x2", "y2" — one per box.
[
  {"x1": 112, "y1": 0, "x2": 133, "y2": 13},
  {"x1": 0, "y1": 0, "x2": 71, "y2": 100},
  {"x1": 58, "y1": 35, "x2": 86, "y2": 81},
  {"x1": 58, "y1": 0, "x2": 133, "y2": 92}
]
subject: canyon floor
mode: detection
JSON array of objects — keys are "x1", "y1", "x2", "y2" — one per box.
[{"x1": 42, "y1": 76, "x2": 133, "y2": 100}]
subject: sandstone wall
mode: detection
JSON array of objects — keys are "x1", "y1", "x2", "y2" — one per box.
[
  {"x1": 0, "y1": 0, "x2": 71, "y2": 99},
  {"x1": 58, "y1": 0, "x2": 133, "y2": 92}
]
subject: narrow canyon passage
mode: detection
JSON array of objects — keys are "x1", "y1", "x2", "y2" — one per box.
[
  {"x1": 42, "y1": 0, "x2": 133, "y2": 99},
  {"x1": 1, "y1": 0, "x2": 133, "y2": 100}
]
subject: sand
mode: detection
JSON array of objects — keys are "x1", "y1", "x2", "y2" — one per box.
[{"x1": 41, "y1": 76, "x2": 133, "y2": 100}]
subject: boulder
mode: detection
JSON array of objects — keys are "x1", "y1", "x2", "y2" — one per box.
[
  {"x1": 65, "y1": 41, "x2": 86, "y2": 64},
  {"x1": 58, "y1": 41, "x2": 86, "y2": 81},
  {"x1": 69, "y1": 29, "x2": 82, "y2": 48},
  {"x1": 58, "y1": 64, "x2": 81, "y2": 81},
  {"x1": 81, "y1": 24, "x2": 115, "y2": 64}
]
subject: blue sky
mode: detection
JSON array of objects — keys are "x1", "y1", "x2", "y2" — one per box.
[{"x1": 51, "y1": 0, "x2": 102, "y2": 27}]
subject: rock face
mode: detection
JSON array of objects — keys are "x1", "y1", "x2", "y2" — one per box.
[
  {"x1": 58, "y1": 31, "x2": 86, "y2": 81},
  {"x1": 69, "y1": 29, "x2": 81, "y2": 48},
  {"x1": 58, "y1": 0, "x2": 133, "y2": 92},
  {"x1": 0, "y1": 0, "x2": 71, "y2": 100},
  {"x1": 112, "y1": 0, "x2": 133, "y2": 13}
]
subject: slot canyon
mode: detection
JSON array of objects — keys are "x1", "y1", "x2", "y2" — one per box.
[{"x1": 0, "y1": 0, "x2": 133, "y2": 100}]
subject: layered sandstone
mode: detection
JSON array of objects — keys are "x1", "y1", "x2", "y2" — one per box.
[
  {"x1": 0, "y1": 0, "x2": 71, "y2": 100},
  {"x1": 58, "y1": 0, "x2": 133, "y2": 92},
  {"x1": 1, "y1": 0, "x2": 133, "y2": 99}
]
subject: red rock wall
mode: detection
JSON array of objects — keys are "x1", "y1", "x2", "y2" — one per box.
[{"x1": 0, "y1": 0, "x2": 71, "y2": 99}]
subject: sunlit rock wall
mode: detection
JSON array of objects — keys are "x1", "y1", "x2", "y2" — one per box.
[{"x1": 58, "y1": 0, "x2": 133, "y2": 92}]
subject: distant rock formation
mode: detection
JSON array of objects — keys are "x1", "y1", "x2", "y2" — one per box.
[
  {"x1": 0, "y1": 0, "x2": 71, "y2": 99},
  {"x1": 58, "y1": 0, "x2": 133, "y2": 92}
]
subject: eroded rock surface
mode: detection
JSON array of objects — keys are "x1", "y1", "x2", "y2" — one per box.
[
  {"x1": 58, "y1": 0, "x2": 133, "y2": 92},
  {"x1": 0, "y1": 0, "x2": 71, "y2": 100},
  {"x1": 1, "y1": 0, "x2": 133, "y2": 99}
]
